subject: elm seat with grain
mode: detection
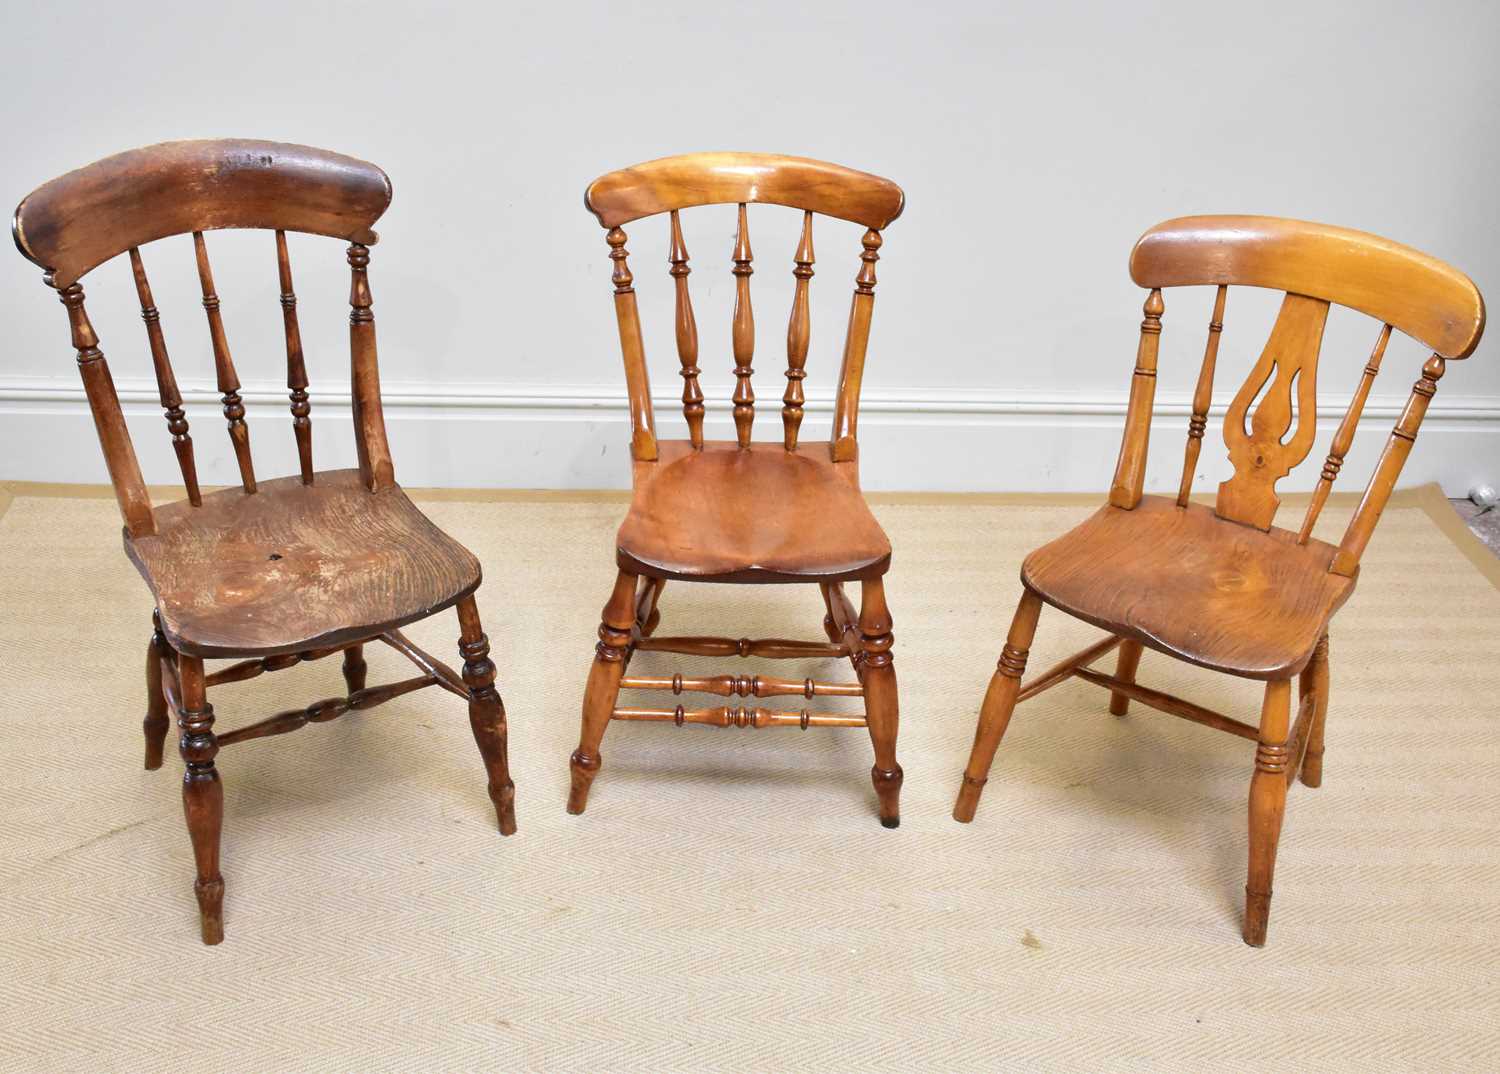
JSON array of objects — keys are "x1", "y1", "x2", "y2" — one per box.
[
  {"x1": 617, "y1": 441, "x2": 891, "y2": 583},
  {"x1": 1021, "y1": 496, "x2": 1355, "y2": 680},
  {"x1": 125, "y1": 470, "x2": 480, "y2": 659}
]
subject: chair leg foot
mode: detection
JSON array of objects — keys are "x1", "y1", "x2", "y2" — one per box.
[
  {"x1": 456, "y1": 596, "x2": 517, "y2": 836},
  {"x1": 176, "y1": 656, "x2": 224, "y2": 945},
  {"x1": 143, "y1": 617, "x2": 170, "y2": 771},
  {"x1": 569, "y1": 570, "x2": 637, "y2": 816},
  {"x1": 1242, "y1": 887, "x2": 1272, "y2": 947},
  {"x1": 954, "y1": 590, "x2": 1043, "y2": 823},
  {"x1": 567, "y1": 750, "x2": 600, "y2": 815},
  {"x1": 859, "y1": 578, "x2": 901, "y2": 829},
  {"x1": 1245, "y1": 680, "x2": 1292, "y2": 948}
]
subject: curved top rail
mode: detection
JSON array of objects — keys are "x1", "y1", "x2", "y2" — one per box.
[
  {"x1": 1130, "y1": 215, "x2": 1484, "y2": 359},
  {"x1": 13, "y1": 139, "x2": 393, "y2": 286},
  {"x1": 585, "y1": 152, "x2": 905, "y2": 230}
]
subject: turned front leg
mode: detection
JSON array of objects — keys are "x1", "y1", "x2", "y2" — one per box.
[
  {"x1": 143, "y1": 612, "x2": 170, "y2": 770},
  {"x1": 954, "y1": 589, "x2": 1043, "y2": 823},
  {"x1": 568, "y1": 570, "x2": 639, "y2": 814},
  {"x1": 1298, "y1": 635, "x2": 1329, "y2": 788},
  {"x1": 457, "y1": 596, "x2": 517, "y2": 835},
  {"x1": 859, "y1": 577, "x2": 902, "y2": 828},
  {"x1": 176, "y1": 655, "x2": 224, "y2": 945},
  {"x1": 1245, "y1": 679, "x2": 1292, "y2": 946}
]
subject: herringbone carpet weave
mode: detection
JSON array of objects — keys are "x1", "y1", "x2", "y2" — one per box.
[{"x1": 0, "y1": 484, "x2": 1496, "y2": 1072}]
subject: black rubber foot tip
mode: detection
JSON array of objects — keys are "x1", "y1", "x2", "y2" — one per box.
[{"x1": 880, "y1": 816, "x2": 900, "y2": 829}]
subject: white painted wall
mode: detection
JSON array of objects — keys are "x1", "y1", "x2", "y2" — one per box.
[{"x1": 2, "y1": 0, "x2": 1496, "y2": 493}]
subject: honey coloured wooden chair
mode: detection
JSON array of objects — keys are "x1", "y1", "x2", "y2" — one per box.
[
  {"x1": 951, "y1": 216, "x2": 1485, "y2": 945},
  {"x1": 12, "y1": 140, "x2": 517, "y2": 944},
  {"x1": 568, "y1": 153, "x2": 907, "y2": 826}
]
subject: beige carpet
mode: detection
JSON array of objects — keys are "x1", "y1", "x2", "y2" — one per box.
[{"x1": 1, "y1": 483, "x2": 1497, "y2": 1072}]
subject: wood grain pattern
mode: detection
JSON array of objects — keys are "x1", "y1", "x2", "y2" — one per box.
[
  {"x1": 12, "y1": 139, "x2": 391, "y2": 287},
  {"x1": 1130, "y1": 215, "x2": 1484, "y2": 359},
  {"x1": 585, "y1": 152, "x2": 904, "y2": 229},
  {"x1": 616, "y1": 440, "x2": 890, "y2": 583},
  {"x1": 1022, "y1": 496, "x2": 1352, "y2": 679},
  {"x1": 125, "y1": 470, "x2": 481, "y2": 658}
]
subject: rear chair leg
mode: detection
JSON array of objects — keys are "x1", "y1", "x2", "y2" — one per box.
[
  {"x1": 859, "y1": 577, "x2": 902, "y2": 828},
  {"x1": 143, "y1": 613, "x2": 170, "y2": 770},
  {"x1": 457, "y1": 596, "x2": 517, "y2": 835},
  {"x1": 175, "y1": 656, "x2": 224, "y2": 945},
  {"x1": 568, "y1": 569, "x2": 639, "y2": 815},
  {"x1": 954, "y1": 589, "x2": 1043, "y2": 823},
  {"x1": 1109, "y1": 638, "x2": 1143, "y2": 716},
  {"x1": 818, "y1": 583, "x2": 841, "y2": 643},
  {"x1": 1298, "y1": 635, "x2": 1329, "y2": 788},
  {"x1": 1245, "y1": 679, "x2": 1292, "y2": 946},
  {"x1": 342, "y1": 643, "x2": 368, "y2": 694}
]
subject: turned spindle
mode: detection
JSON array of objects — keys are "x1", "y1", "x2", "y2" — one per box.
[
  {"x1": 347, "y1": 243, "x2": 396, "y2": 490},
  {"x1": 731, "y1": 203, "x2": 756, "y2": 448},
  {"x1": 783, "y1": 211, "x2": 815, "y2": 451},
  {"x1": 668, "y1": 211, "x2": 705, "y2": 449},
  {"x1": 128, "y1": 247, "x2": 201, "y2": 506},
  {"x1": 1332, "y1": 354, "x2": 1446, "y2": 575},
  {"x1": 1176, "y1": 285, "x2": 1226, "y2": 506},
  {"x1": 606, "y1": 227, "x2": 657, "y2": 460},
  {"x1": 1298, "y1": 323, "x2": 1392, "y2": 543},
  {"x1": 276, "y1": 231, "x2": 314, "y2": 485},
  {"x1": 55, "y1": 279, "x2": 155, "y2": 536},
  {"x1": 192, "y1": 232, "x2": 256, "y2": 493},
  {"x1": 831, "y1": 229, "x2": 883, "y2": 461},
  {"x1": 1108, "y1": 288, "x2": 1164, "y2": 509}
]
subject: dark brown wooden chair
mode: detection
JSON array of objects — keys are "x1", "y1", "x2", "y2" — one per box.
[
  {"x1": 952, "y1": 216, "x2": 1485, "y2": 945},
  {"x1": 11, "y1": 140, "x2": 517, "y2": 944},
  {"x1": 568, "y1": 153, "x2": 907, "y2": 826}
]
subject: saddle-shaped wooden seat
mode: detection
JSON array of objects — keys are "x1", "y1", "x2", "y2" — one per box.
[
  {"x1": 617, "y1": 440, "x2": 891, "y2": 583},
  {"x1": 126, "y1": 469, "x2": 482, "y2": 658},
  {"x1": 1022, "y1": 496, "x2": 1354, "y2": 679}
]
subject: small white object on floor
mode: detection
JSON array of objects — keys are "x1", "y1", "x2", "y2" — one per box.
[{"x1": 1469, "y1": 484, "x2": 1498, "y2": 508}]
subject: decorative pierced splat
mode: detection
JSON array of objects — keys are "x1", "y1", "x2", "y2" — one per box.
[
  {"x1": 128, "y1": 247, "x2": 201, "y2": 506},
  {"x1": 731, "y1": 203, "x2": 756, "y2": 448},
  {"x1": 192, "y1": 231, "x2": 256, "y2": 493},
  {"x1": 275, "y1": 231, "x2": 314, "y2": 485},
  {"x1": 667, "y1": 211, "x2": 705, "y2": 449},
  {"x1": 1108, "y1": 289, "x2": 1164, "y2": 509},
  {"x1": 1176, "y1": 286, "x2": 1226, "y2": 506},
  {"x1": 347, "y1": 243, "x2": 396, "y2": 490},
  {"x1": 831, "y1": 228, "x2": 883, "y2": 462},
  {"x1": 783, "y1": 211, "x2": 815, "y2": 450},
  {"x1": 1298, "y1": 324, "x2": 1392, "y2": 543},
  {"x1": 1215, "y1": 293, "x2": 1329, "y2": 530}
]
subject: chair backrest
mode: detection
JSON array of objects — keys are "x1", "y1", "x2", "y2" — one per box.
[
  {"x1": 1109, "y1": 215, "x2": 1485, "y2": 576},
  {"x1": 583, "y1": 152, "x2": 905, "y2": 463},
  {"x1": 11, "y1": 139, "x2": 396, "y2": 537}
]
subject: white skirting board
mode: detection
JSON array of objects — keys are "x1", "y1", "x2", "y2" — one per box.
[{"x1": 1, "y1": 378, "x2": 1495, "y2": 494}]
